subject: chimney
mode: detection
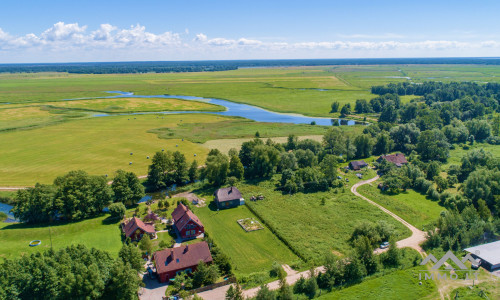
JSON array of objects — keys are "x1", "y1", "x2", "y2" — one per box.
[{"x1": 184, "y1": 245, "x2": 189, "y2": 253}]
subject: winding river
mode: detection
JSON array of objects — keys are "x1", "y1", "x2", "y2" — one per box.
[{"x1": 88, "y1": 91, "x2": 363, "y2": 126}]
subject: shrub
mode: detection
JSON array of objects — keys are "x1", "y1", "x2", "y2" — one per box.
[
  {"x1": 109, "y1": 202, "x2": 126, "y2": 219},
  {"x1": 0, "y1": 212, "x2": 7, "y2": 222}
]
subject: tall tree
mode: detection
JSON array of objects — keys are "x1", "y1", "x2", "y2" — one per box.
[
  {"x1": 228, "y1": 155, "x2": 245, "y2": 180},
  {"x1": 118, "y1": 243, "x2": 143, "y2": 272},
  {"x1": 354, "y1": 134, "x2": 374, "y2": 158},
  {"x1": 204, "y1": 151, "x2": 229, "y2": 186},
  {"x1": 111, "y1": 170, "x2": 145, "y2": 206},
  {"x1": 147, "y1": 151, "x2": 174, "y2": 190},
  {"x1": 188, "y1": 159, "x2": 199, "y2": 182}
]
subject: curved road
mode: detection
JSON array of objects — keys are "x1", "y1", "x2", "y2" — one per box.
[{"x1": 351, "y1": 175, "x2": 427, "y2": 254}]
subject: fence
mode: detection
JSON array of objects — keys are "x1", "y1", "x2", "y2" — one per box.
[{"x1": 164, "y1": 277, "x2": 236, "y2": 299}]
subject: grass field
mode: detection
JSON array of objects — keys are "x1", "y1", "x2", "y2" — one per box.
[
  {"x1": 191, "y1": 198, "x2": 299, "y2": 277},
  {"x1": 444, "y1": 143, "x2": 500, "y2": 168},
  {"x1": 318, "y1": 266, "x2": 438, "y2": 300},
  {"x1": 357, "y1": 184, "x2": 445, "y2": 229},
  {"x1": 40, "y1": 97, "x2": 224, "y2": 113},
  {"x1": 0, "y1": 215, "x2": 123, "y2": 261},
  {"x1": 237, "y1": 178, "x2": 411, "y2": 262},
  {"x1": 150, "y1": 119, "x2": 333, "y2": 144},
  {"x1": 0, "y1": 112, "x2": 363, "y2": 186}
]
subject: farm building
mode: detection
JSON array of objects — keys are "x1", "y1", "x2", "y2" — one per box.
[
  {"x1": 376, "y1": 153, "x2": 408, "y2": 167},
  {"x1": 122, "y1": 217, "x2": 156, "y2": 241},
  {"x1": 153, "y1": 242, "x2": 213, "y2": 283},
  {"x1": 349, "y1": 160, "x2": 368, "y2": 170},
  {"x1": 464, "y1": 241, "x2": 500, "y2": 271},
  {"x1": 172, "y1": 203, "x2": 204, "y2": 240},
  {"x1": 214, "y1": 186, "x2": 244, "y2": 209}
]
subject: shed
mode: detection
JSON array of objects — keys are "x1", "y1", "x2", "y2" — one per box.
[
  {"x1": 349, "y1": 160, "x2": 368, "y2": 171},
  {"x1": 214, "y1": 187, "x2": 244, "y2": 209},
  {"x1": 464, "y1": 240, "x2": 500, "y2": 271}
]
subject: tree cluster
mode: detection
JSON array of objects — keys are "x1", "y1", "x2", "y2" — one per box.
[
  {"x1": 0, "y1": 244, "x2": 142, "y2": 300},
  {"x1": 12, "y1": 169, "x2": 144, "y2": 224}
]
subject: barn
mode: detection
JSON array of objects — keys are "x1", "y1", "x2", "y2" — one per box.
[
  {"x1": 214, "y1": 186, "x2": 244, "y2": 209},
  {"x1": 464, "y1": 240, "x2": 500, "y2": 271}
]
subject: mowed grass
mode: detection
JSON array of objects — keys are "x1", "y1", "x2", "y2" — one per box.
[
  {"x1": 357, "y1": 184, "x2": 445, "y2": 229},
  {"x1": 152, "y1": 120, "x2": 333, "y2": 143},
  {"x1": 42, "y1": 97, "x2": 224, "y2": 113},
  {"x1": 0, "y1": 113, "x2": 215, "y2": 186},
  {"x1": 0, "y1": 215, "x2": 123, "y2": 262},
  {"x1": 192, "y1": 200, "x2": 298, "y2": 276},
  {"x1": 238, "y1": 179, "x2": 411, "y2": 262},
  {"x1": 318, "y1": 267, "x2": 438, "y2": 300}
]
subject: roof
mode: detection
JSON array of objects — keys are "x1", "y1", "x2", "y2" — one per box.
[
  {"x1": 172, "y1": 203, "x2": 204, "y2": 232},
  {"x1": 154, "y1": 242, "x2": 213, "y2": 275},
  {"x1": 377, "y1": 153, "x2": 408, "y2": 167},
  {"x1": 144, "y1": 212, "x2": 159, "y2": 221},
  {"x1": 122, "y1": 217, "x2": 156, "y2": 238},
  {"x1": 349, "y1": 160, "x2": 368, "y2": 170},
  {"x1": 214, "y1": 187, "x2": 242, "y2": 202},
  {"x1": 465, "y1": 240, "x2": 500, "y2": 266}
]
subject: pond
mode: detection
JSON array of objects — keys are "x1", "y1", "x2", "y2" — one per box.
[
  {"x1": 0, "y1": 202, "x2": 17, "y2": 222},
  {"x1": 84, "y1": 91, "x2": 364, "y2": 126}
]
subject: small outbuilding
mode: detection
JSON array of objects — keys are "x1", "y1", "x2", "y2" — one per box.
[
  {"x1": 349, "y1": 160, "x2": 368, "y2": 171},
  {"x1": 214, "y1": 187, "x2": 244, "y2": 209},
  {"x1": 122, "y1": 217, "x2": 156, "y2": 241},
  {"x1": 464, "y1": 240, "x2": 500, "y2": 271}
]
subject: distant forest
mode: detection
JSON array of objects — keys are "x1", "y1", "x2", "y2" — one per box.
[{"x1": 1, "y1": 57, "x2": 500, "y2": 74}]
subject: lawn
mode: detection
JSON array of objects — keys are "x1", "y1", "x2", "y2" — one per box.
[
  {"x1": 0, "y1": 215, "x2": 123, "y2": 262},
  {"x1": 191, "y1": 198, "x2": 299, "y2": 277},
  {"x1": 317, "y1": 266, "x2": 438, "y2": 300},
  {"x1": 357, "y1": 184, "x2": 446, "y2": 230},
  {"x1": 237, "y1": 178, "x2": 411, "y2": 263}
]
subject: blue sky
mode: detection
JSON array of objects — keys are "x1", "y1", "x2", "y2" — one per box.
[{"x1": 1, "y1": 0, "x2": 499, "y2": 62}]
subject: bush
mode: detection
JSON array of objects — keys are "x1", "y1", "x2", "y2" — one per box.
[
  {"x1": 109, "y1": 202, "x2": 126, "y2": 219},
  {"x1": 0, "y1": 212, "x2": 7, "y2": 222},
  {"x1": 486, "y1": 135, "x2": 500, "y2": 145}
]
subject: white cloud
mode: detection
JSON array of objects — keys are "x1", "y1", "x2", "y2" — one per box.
[
  {"x1": 41, "y1": 22, "x2": 87, "y2": 42},
  {"x1": 1, "y1": 23, "x2": 500, "y2": 62}
]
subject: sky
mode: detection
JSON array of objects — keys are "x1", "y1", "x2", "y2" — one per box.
[{"x1": 1, "y1": 0, "x2": 500, "y2": 63}]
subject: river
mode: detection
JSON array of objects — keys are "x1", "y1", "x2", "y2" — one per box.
[{"x1": 83, "y1": 91, "x2": 364, "y2": 126}]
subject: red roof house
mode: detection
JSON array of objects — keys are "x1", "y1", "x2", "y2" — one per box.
[
  {"x1": 122, "y1": 217, "x2": 156, "y2": 241},
  {"x1": 376, "y1": 153, "x2": 408, "y2": 167},
  {"x1": 154, "y1": 242, "x2": 213, "y2": 283},
  {"x1": 172, "y1": 203, "x2": 204, "y2": 240}
]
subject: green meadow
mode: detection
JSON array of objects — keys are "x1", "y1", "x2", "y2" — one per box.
[
  {"x1": 318, "y1": 266, "x2": 438, "y2": 300},
  {"x1": 237, "y1": 178, "x2": 411, "y2": 262},
  {"x1": 192, "y1": 199, "x2": 299, "y2": 276},
  {"x1": 357, "y1": 184, "x2": 446, "y2": 229},
  {"x1": 0, "y1": 215, "x2": 123, "y2": 262}
]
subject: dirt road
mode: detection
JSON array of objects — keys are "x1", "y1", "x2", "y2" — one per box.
[{"x1": 351, "y1": 175, "x2": 427, "y2": 254}]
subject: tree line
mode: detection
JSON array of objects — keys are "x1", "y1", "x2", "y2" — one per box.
[
  {"x1": 12, "y1": 169, "x2": 144, "y2": 224},
  {"x1": 0, "y1": 244, "x2": 143, "y2": 300}
]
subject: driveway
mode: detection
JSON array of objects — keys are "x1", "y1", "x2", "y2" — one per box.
[{"x1": 351, "y1": 175, "x2": 427, "y2": 254}]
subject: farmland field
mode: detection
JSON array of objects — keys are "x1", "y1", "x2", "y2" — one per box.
[
  {"x1": 237, "y1": 178, "x2": 412, "y2": 262},
  {"x1": 192, "y1": 199, "x2": 299, "y2": 276}
]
